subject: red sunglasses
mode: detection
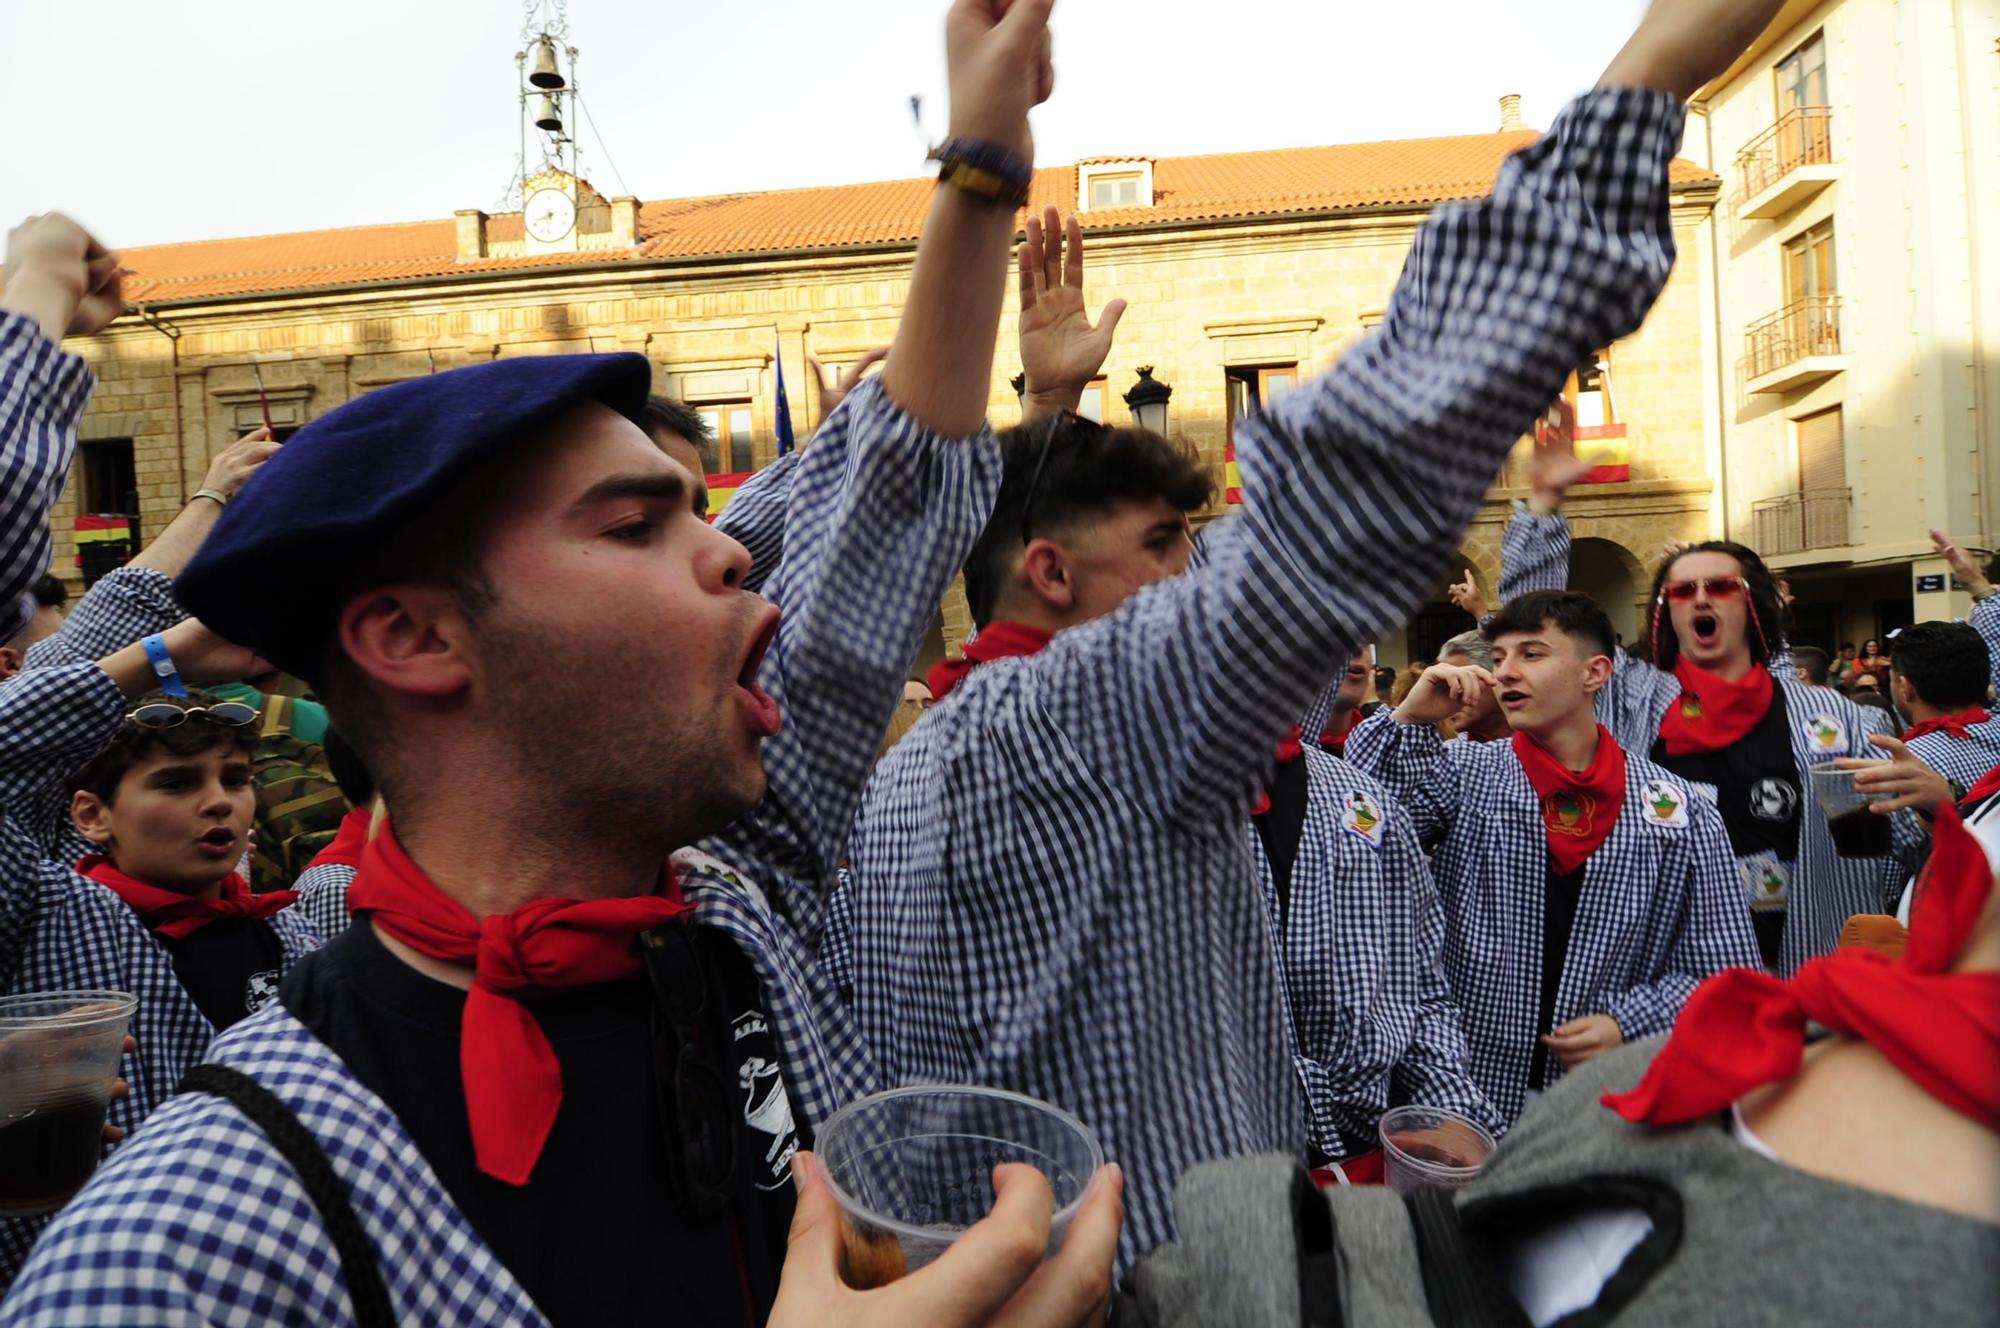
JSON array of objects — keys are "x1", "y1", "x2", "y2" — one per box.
[{"x1": 1660, "y1": 576, "x2": 1749, "y2": 602}]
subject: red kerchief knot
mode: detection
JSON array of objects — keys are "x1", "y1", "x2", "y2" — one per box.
[
  {"x1": 926, "y1": 621, "x2": 1054, "y2": 701},
  {"x1": 81, "y1": 856, "x2": 294, "y2": 940},
  {"x1": 1903, "y1": 707, "x2": 1993, "y2": 744},
  {"x1": 1658, "y1": 658, "x2": 1774, "y2": 757},
  {"x1": 1605, "y1": 803, "x2": 2000, "y2": 1131},
  {"x1": 349, "y1": 827, "x2": 693, "y2": 1184},
  {"x1": 1510, "y1": 726, "x2": 1628, "y2": 876}
]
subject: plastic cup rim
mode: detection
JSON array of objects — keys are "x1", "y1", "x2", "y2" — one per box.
[
  {"x1": 1377, "y1": 1105, "x2": 1497, "y2": 1179},
  {"x1": 815, "y1": 1083, "x2": 1106, "y2": 1247},
  {"x1": 0, "y1": 990, "x2": 138, "y2": 1034}
]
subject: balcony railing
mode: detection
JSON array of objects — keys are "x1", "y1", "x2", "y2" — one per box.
[
  {"x1": 1733, "y1": 107, "x2": 1834, "y2": 210},
  {"x1": 1742, "y1": 295, "x2": 1842, "y2": 383},
  {"x1": 1751, "y1": 487, "x2": 1851, "y2": 555}
]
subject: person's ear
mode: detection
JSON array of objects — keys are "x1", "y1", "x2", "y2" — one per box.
[
  {"x1": 1582, "y1": 651, "x2": 1616, "y2": 696},
  {"x1": 1893, "y1": 674, "x2": 1916, "y2": 709},
  {"x1": 1021, "y1": 539, "x2": 1075, "y2": 614},
  {"x1": 71, "y1": 788, "x2": 113, "y2": 847},
  {"x1": 0, "y1": 646, "x2": 21, "y2": 680},
  {"x1": 336, "y1": 585, "x2": 478, "y2": 700}
]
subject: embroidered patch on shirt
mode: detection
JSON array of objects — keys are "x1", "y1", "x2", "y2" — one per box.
[
  {"x1": 1748, "y1": 776, "x2": 1800, "y2": 823},
  {"x1": 1541, "y1": 789, "x2": 1598, "y2": 839},
  {"x1": 1342, "y1": 791, "x2": 1385, "y2": 848},
  {"x1": 1640, "y1": 779, "x2": 1690, "y2": 829},
  {"x1": 1737, "y1": 854, "x2": 1791, "y2": 912},
  {"x1": 1803, "y1": 714, "x2": 1846, "y2": 753}
]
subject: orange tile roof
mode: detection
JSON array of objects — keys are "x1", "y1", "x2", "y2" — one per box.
[{"x1": 102, "y1": 131, "x2": 1716, "y2": 307}]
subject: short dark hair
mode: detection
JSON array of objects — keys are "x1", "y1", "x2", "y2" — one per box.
[
  {"x1": 1791, "y1": 645, "x2": 1829, "y2": 685},
  {"x1": 1645, "y1": 542, "x2": 1790, "y2": 670},
  {"x1": 640, "y1": 395, "x2": 716, "y2": 473},
  {"x1": 31, "y1": 574, "x2": 67, "y2": 611},
  {"x1": 961, "y1": 416, "x2": 1213, "y2": 627},
  {"x1": 71, "y1": 688, "x2": 257, "y2": 806},
  {"x1": 1889, "y1": 622, "x2": 1990, "y2": 711},
  {"x1": 1840, "y1": 641, "x2": 1855, "y2": 652},
  {"x1": 1373, "y1": 666, "x2": 1396, "y2": 689},
  {"x1": 1483, "y1": 590, "x2": 1617, "y2": 662}
]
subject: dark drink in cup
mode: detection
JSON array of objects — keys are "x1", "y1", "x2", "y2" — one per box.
[
  {"x1": 1386, "y1": 1131, "x2": 1477, "y2": 1170},
  {"x1": 0, "y1": 1097, "x2": 110, "y2": 1216},
  {"x1": 1827, "y1": 806, "x2": 1892, "y2": 858}
]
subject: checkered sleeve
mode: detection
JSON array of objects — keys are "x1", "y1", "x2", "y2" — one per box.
[
  {"x1": 0, "y1": 661, "x2": 124, "y2": 848},
  {"x1": 0, "y1": 313, "x2": 94, "y2": 642},
  {"x1": 292, "y1": 862, "x2": 356, "y2": 939},
  {"x1": 1342, "y1": 711, "x2": 1466, "y2": 846},
  {"x1": 1499, "y1": 503, "x2": 1571, "y2": 602},
  {"x1": 1033, "y1": 88, "x2": 1685, "y2": 829},
  {"x1": 714, "y1": 450, "x2": 800, "y2": 595},
  {"x1": 1972, "y1": 593, "x2": 2000, "y2": 701},
  {"x1": 20, "y1": 567, "x2": 184, "y2": 672},
  {"x1": 1848, "y1": 701, "x2": 1932, "y2": 879},
  {"x1": 1391, "y1": 824, "x2": 1506, "y2": 1138},
  {"x1": 1598, "y1": 793, "x2": 1760, "y2": 1039},
  {"x1": 704, "y1": 377, "x2": 1003, "y2": 941}
]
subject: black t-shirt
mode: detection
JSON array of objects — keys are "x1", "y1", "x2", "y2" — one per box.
[
  {"x1": 1253, "y1": 754, "x2": 1312, "y2": 926},
  {"x1": 1528, "y1": 859, "x2": 1587, "y2": 1092},
  {"x1": 283, "y1": 920, "x2": 799, "y2": 1328},
  {"x1": 1652, "y1": 685, "x2": 1798, "y2": 967},
  {"x1": 168, "y1": 917, "x2": 283, "y2": 1029}
]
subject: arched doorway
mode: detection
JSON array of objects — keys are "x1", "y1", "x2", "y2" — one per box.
[{"x1": 1571, "y1": 537, "x2": 1641, "y2": 646}]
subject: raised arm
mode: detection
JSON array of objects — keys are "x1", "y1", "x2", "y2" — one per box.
[
  {"x1": 19, "y1": 566, "x2": 184, "y2": 672},
  {"x1": 1932, "y1": 529, "x2": 2000, "y2": 700},
  {"x1": 1016, "y1": 207, "x2": 1125, "y2": 423},
  {"x1": 1343, "y1": 666, "x2": 1492, "y2": 844},
  {"x1": 0, "y1": 214, "x2": 122, "y2": 639},
  {"x1": 1035, "y1": 79, "x2": 1688, "y2": 830},
  {"x1": 1498, "y1": 404, "x2": 1588, "y2": 602}
]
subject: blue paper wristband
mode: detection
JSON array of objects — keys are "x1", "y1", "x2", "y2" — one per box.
[{"x1": 141, "y1": 633, "x2": 188, "y2": 698}]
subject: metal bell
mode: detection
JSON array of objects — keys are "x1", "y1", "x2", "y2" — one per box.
[
  {"x1": 528, "y1": 37, "x2": 565, "y2": 89},
  {"x1": 533, "y1": 94, "x2": 563, "y2": 133}
]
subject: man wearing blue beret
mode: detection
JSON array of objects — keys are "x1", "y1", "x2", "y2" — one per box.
[{"x1": 2, "y1": 3, "x2": 1125, "y2": 1325}]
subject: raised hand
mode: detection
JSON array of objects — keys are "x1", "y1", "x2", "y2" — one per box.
[
  {"x1": 1529, "y1": 397, "x2": 1591, "y2": 510},
  {"x1": 2, "y1": 213, "x2": 125, "y2": 341},
  {"x1": 1597, "y1": 0, "x2": 1789, "y2": 101},
  {"x1": 809, "y1": 348, "x2": 891, "y2": 426},
  {"x1": 1018, "y1": 207, "x2": 1127, "y2": 421},
  {"x1": 202, "y1": 427, "x2": 283, "y2": 499},
  {"x1": 1930, "y1": 529, "x2": 1994, "y2": 599},
  {"x1": 1393, "y1": 663, "x2": 1497, "y2": 727},
  {"x1": 158, "y1": 618, "x2": 272, "y2": 688},
  {"x1": 1446, "y1": 567, "x2": 1488, "y2": 622},
  {"x1": 944, "y1": 0, "x2": 1056, "y2": 162}
]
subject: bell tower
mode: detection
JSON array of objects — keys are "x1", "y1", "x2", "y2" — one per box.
[{"x1": 515, "y1": 2, "x2": 582, "y2": 255}]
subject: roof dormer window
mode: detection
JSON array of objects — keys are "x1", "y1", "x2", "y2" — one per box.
[{"x1": 1078, "y1": 159, "x2": 1154, "y2": 212}]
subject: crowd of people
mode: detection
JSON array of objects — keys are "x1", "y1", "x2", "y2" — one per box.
[{"x1": 0, "y1": 0, "x2": 1993, "y2": 1323}]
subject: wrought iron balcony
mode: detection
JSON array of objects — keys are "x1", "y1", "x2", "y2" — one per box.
[
  {"x1": 1733, "y1": 107, "x2": 1836, "y2": 218},
  {"x1": 1741, "y1": 295, "x2": 1843, "y2": 393},
  {"x1": 1751, "y1": 487, "x2": 1851, "y2": 555}
]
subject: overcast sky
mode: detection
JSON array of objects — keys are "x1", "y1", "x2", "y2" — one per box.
[{"x1": 12, "y1": 0, "x2": 1651, "y2": 250}]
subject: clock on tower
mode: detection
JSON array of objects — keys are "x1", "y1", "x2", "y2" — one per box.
[{"x1": 524, "y1": 188, "x2": 577, "y2": 243}]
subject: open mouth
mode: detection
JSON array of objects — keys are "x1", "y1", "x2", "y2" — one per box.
[
  {"x1": 734, "y1": 606, "x2": 783, "y2": 738},
  {"x1": 1691, "y1": 613, "x2": 1720, "y2": 649},
  {"x1": 195, "y1": 827, "x2": 237, "y2": 858},
  {"x1": 1499, "y1": 690, "x2": 1530, "y2": 709}
]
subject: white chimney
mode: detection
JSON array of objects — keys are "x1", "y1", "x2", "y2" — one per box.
[{"x1": 1499, "y1": 94, "x2": 1526, "y2": 133}]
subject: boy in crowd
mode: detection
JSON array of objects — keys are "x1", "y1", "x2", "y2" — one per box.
[
  {"x1": 1882, "y1": 621, "x2": 2000, "y2": 795},
  {"x1": 1501, "y1": 423, "x2": 1921, "y2": 974},
  {"x1": 837, "y1": 0, "x2": 1717, "y2": 1262},
  {"x1": 4, "y1": 4, "x2": 1124, "y2": 1323},
  {"x1": 1437, "y1": 629, "x2": 1512, "y2": 744},
  {"x1": 1347, "y1": 591, "x2": 1760, "y2": 1122}
]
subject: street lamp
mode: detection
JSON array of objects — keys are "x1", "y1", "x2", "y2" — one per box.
[{"x1": 1124, "y1": 366, "x2": 1172, "y2": 433}]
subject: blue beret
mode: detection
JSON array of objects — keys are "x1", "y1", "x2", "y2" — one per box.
[{"x1": 177, "y1": 352, "x2": 654, "y2": 682}]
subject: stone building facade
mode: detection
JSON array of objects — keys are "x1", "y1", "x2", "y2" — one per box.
[{"x1": 55, "y1": 111, "x2": 1720, "y2": 672}]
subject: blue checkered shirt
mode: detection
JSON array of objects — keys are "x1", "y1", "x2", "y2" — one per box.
[
  {"x1": 1249, "y1": 749, "x2": 1501, "y2": 1158},
  {"x1": 0, "y1": 664, "x2": 323, "y2": 1287},
  {"x1": 834, "y1": 87, "x2": 1690, "y2": 1266},
  {"x1": 1500, "y1": 508, "x2": 1926, "y2": 974},
  {"x1": 1, "y1": 375, "x2": 998, "y2": 1318},
  {"x1": 292, "y1": 861, "x2": 358, "y2": 939},
  {"x1": 0, "y1": 314, "x2": 92, "y2": 642},
  {"x1": 1345, "y1": 714, "x2": 1762, "y2": 1124}
]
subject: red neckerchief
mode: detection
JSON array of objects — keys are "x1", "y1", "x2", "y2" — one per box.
[
  {"x1": 1657, "y1": 658, "x2": 1775, "y2": 757},
  {"x1": 1251, "y1": 726, "x2": 1305, "y2": 817},
  {"x1": 305, "y1": 805, "x2": 375, "y2": 873},
  {"x1": 347, "y1": 827, "x2": 694, "y2": 1185},
  {"x1": 1963, "y1": 764, "x2": 2000, "y2": 810},
  {"x1": 1510, "y1": 726, "x2": 1628, "y2": 876},
  {"x1": 926, "y1": 621, "x2": 1054, "y2": 702},
  {"x1": 1903, "y1": 706, "x2": 1993, "y2": 744},
  {"x1": 79, "y1": 855, "x2": 293, "y2": 941},
  {"x1": 1604, "y1": 802, "x2": 2000, "y2": 1130}
]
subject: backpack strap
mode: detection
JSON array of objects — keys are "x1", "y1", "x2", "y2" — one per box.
[
  {"x1": 1401, "y1": 1186, "x2": 1528, "y2": 1328},
  {"x1": 177, "y1": 1063, "x2": 396, "y2": 1328}
]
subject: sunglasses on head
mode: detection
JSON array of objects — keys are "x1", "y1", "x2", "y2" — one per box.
[
  {"x1": 125, "y1": 700, "x2": 260, "y2": 730},
  {"x1": 1660, "y1": 576, "x2": 1750, "y2": 603},
  {"x1": 1019, "y1": 410, "x2": 1108, "y2": 545}
]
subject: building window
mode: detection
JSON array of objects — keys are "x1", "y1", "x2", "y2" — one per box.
[
  {"x1": 1077, "y1": 378, "x2": 1109, "y2": 424},
  {"x1": 1087, "y1": 172, "x2": 1143, "y2": 210},
  {"x1": 696, "y1": 402, "x2": 754, "y2": 473},
  {"x1": 1796, "y1": 406, "x2": 1848, "y2": 547},
  {"x1": 80, "y1": 438, "x2": 138, "y2": 520},
  {"x1": 1784, "y1": 220, "x2": 1837, "y2": 301},
  {"x1": 1226, "y1": 364, "x2": 1297, "y2": 435},
  {"x1": 1572, "y1": 349, "x2": 1614, "y2": 428},
  {"x1": 1775, "y1": 31, "x2": 1828, "y2": 116}
]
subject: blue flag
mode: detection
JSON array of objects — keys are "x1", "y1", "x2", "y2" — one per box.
[{"x1": 774, "y1": 334, "x2": 796, "y2": 456}]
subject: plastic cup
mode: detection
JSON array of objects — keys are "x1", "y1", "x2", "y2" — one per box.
[
  {"x1": 0, "y1": 992, "x2": 137, "y2": 1216},
  {"x1": 815, "y1": 1085, "x2": 1105, "y2": 1287},
  {"x1": 1809, "y1": 765, "x2": 1894, "y2": 859},
  {"x1": 1378, "y1": 1105, "x2": 1495, "y2": 1194}
]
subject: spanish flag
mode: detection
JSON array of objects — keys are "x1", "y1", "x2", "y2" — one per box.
[
  {"x1": 705, "y1": 472, "x2": 753, "y2": 523},
  {"x1": 1224, "y1": 443, "x2": 1243, "y2": 505},
  {"x1": 1575, "y1": 423, "x2": 1630, "y2": 485}
]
